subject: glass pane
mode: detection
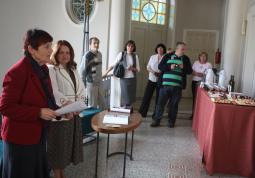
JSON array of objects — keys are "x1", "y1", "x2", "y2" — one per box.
[
  {"x1": 141, "y1": 0, "x2": 148, "y2": 9},
  {"x1": 140, "y1": 13, "x2": 147, "y2": 22},
  {"x1": 170, "y1": 5, "x2": 175, "y2": 16},
  {"x1": 159, "y1": 0, "x2": 166, "y2": 2},
  {"x1": 132, "y1": 10, "x2": 140, "y2": 21},
  {"x1": 169, "y1": 5, "x2": 175, "y2": 29},
  {"x1": 150, "y1": 15, "x2": 157, "y2": 24},
  {"x1": 71, "y1": 0, "x2": 95, "y2": 23},
  {"x1": 132, "y1": 0, "x2": 140, "y2": 9},
  {"x1": 151, "y1": 1, "x2": 158, "y2": 11},
  {"x1": 141, "y1": 0, "x2": 149, "y2": 3},
  {"x1": 142, "y1": 2, "x2": 156, "y2": 21},
  {"x1": 158, "y1": 3, "x2": 166, "y2": 14},
  {"x1": 157, "y1": 14, "x2": 165, "y2": 25},
  {"x1": 170, "y1": 0, "x2": 175, "y2": 6}
]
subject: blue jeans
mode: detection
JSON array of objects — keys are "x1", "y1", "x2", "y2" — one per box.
[{"x1": 152, "y1": 86, "x2": 182, "y2": 126}]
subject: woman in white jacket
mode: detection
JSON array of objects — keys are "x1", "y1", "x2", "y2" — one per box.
[{"x1": 47, "y1": 40, "x2": 85, "y2": 178}]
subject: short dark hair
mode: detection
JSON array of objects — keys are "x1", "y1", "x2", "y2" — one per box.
[
  {"x1": 89, "y1": 37, "x2": 100, "y2": 44},
  {"x1": 155, "y1": 43, "x2": 166, "y2": 54},
  {"x1": 23, "y1": 29, "x2": 53, "y2": 55},
  {"x1": 50, "y1": 40, "x2": 77, "y2": 70},
  {"x1": 176, "y1": 41, "x2": 186, "y2": 48},
  {"x1": 124, "y1": 40, "x2": 136, "y2": 52}
]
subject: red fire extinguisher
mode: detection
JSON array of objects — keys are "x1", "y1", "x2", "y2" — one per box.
[{"x1": 215, "y1": 48, "x2": 221, "y2": 64}]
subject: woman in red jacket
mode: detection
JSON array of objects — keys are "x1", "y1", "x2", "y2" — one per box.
[{"x1": 0, "y1": 29, "x2": 59, "y2": 178}]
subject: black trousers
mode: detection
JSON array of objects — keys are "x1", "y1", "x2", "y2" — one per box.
[
  {"x1": 139, "y1": 80, "x2": 160, "y2": 117},
  {"x1": 191, "y1": 81, "x2": 200, "y2": 115},
  {"x1": 153, "y1": 86, "x2": 182, "y2": 126}
]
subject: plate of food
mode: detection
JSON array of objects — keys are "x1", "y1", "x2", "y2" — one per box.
[
  {"x1": 211, "y1": 97, "x2": 233, "y2": 104},
  {"x1": 234, "y1": 98, "x2": 255, "y2": 107}
]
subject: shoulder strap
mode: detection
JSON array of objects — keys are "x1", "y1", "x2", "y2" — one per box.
[
  {"x1": 131, "y1": 53, "x2": 136, "y2": 68},
  {"x1": 86, "y1": 51, "x2": 96, "y2": 61},
  {"x1": 120, "y1": 52, "x2": 125, "y2": 62}
]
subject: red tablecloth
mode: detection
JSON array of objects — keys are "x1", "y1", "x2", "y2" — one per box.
[{"x1": 192, "y1": 88, "x2": 255, "y2": 178}]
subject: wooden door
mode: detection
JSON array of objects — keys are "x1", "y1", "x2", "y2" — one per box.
[
  {"x1": 183, "y1": 29, "x2": 219, "y2": 97},
  {"x1": 131, "y1": 21, "x2": 167, "y2": 98}
]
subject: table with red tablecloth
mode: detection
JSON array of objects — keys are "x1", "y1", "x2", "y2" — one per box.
[{"x1": 192, "y1": 88, "x2": 255, "y2": 178}]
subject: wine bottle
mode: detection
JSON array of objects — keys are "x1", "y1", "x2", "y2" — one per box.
[{"x1": 228, "y1": 75, "x2": 235, "y2": 92}]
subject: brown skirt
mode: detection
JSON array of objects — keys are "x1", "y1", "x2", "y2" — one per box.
[{"x1": 47, "y1": 116, "x2": 83, "y2": 169}]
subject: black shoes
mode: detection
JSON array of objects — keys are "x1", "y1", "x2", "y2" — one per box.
[
  {"x1": 168, "y1": 124, "x2": 175, "y2": 128},
  {"x1": 189, "y1": 114, "x2": 193, "y2": 120},
  {"x1": 150, "y1": 121, "x2": 175, "y2": 128},
  {"x1": 150, "y1": 120, "x2": 160, "y2": 127}
]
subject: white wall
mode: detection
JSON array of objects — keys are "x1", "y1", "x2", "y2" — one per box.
[
  {"x1": 0, "y1": 0, "x2": 110, "y2": 89},
  {"x1": 174, "y1": 0, "x2": 225, "y2": 48},
  {"x1": 241, "y1": 0, "x2": 255, "y2": 95}
]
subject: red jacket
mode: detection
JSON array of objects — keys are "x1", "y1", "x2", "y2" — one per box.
[{"x1": 0, "y1": 57, "x2": 52, "y2": 145}]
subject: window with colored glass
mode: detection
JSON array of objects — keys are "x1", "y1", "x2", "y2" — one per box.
[{"x1": 132, "y1": 0, "x2": 167, "y2": 25}]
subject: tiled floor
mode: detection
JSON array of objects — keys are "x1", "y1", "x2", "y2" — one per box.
[{"x1": 63, "y1": 98, "x2": 247, "y2": 178}]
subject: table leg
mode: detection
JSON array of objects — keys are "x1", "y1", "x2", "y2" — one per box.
[
  {"x1": 95, "y1": 132, "x2": 99, "y2": 178},
  {"x1": 106, "y1": 133, "x2": 110, "y2": 158},
  {"x1": 130, "y1": 130, "x2": 134, "y2": 160},
  {"x1": 123, "y1": 132, "x2": 128, "y2": 178}
]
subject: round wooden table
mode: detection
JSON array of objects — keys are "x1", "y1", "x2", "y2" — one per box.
[{"x1": 91, "y1": 110, "x2": 142, "y2": 178}]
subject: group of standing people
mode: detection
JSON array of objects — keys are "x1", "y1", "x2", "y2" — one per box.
[
  {"x1": 139, "y1": 42, "x2": 212, "y2": 127},
  {"x1": 0, "y1": 27, "x2": 213, "y2": 178},
  {"x1": 0, "y1": 28, "x2": 101, "y2": 178},
  {"x1": 0, "y1": 28, "x2": 141, "y2": 178},
  {"x1": 0, "y1": 27, "x2": 144, "y2": 178}
]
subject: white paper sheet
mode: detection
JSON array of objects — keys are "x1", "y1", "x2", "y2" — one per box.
[
  {"x1": 55, "y1": 101, "x2": 87, "y2": 115},
  {"x1": 103, "y1": 114, "x2": 129, "y2": 125}
]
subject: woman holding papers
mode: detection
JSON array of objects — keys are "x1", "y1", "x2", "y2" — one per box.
[
  {"x1": 47, "y1": 40, "x2": 86, "y2": 178},
  {"x1": 0, "y1": 29, "x2": 59, "y2": 178}
]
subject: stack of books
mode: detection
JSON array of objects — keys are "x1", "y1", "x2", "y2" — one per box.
[{"x1": 109, "y1": 106, "x2": 132, "y2": 114}]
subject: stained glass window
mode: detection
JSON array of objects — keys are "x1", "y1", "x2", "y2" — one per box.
[
  {"x1": 66, "y1": 0, "x2": 95, "y2": 24},
  {"x1": 131, "y1": 0, "x2": 167, "y2": 25},
  {"x1": 142, "y1": 3, "x2": 156, "y2": 21}
]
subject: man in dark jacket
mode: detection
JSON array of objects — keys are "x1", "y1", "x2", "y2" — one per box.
[{"x1": 151, "y1": 42, "x2": 192, "y2": 127}]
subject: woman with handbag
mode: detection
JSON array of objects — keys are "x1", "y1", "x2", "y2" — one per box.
[{"x1": 103, "y1": 40, "x2": 140, "y2": 107}]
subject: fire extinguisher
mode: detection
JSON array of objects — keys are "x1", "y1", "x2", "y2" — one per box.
[{"x1": 215, "y1": 48, "x2": 221, "y2": 64}]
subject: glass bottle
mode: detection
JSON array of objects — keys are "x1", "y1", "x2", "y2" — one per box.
[{"x1": 228, "y1": 75, "x2": 235, "y2": 92}]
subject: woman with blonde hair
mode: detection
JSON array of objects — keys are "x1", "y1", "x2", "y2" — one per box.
[
  {"x1": 47, "y1": 40, "x2": 86, "y2": 178},
  {"x1": 191, "y1": 51, "x2": 212, "y2": 118}
]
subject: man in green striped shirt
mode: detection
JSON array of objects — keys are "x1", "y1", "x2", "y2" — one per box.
[{"x1": 151, "y1": 42, "x2": 192, "y2": 127}]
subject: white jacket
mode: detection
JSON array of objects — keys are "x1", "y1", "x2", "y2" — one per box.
[{"x1": 48, "y1": 64, "x2": 86, "y2": 106}]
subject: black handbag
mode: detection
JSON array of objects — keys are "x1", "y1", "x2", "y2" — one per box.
[{"x1": 113, "y1": 52, "x2": 125, "y2": 78}]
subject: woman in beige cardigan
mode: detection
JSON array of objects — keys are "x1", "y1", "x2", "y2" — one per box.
[{"x1": 47, "y1": 40, "x2": 85, "y2": 178}]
